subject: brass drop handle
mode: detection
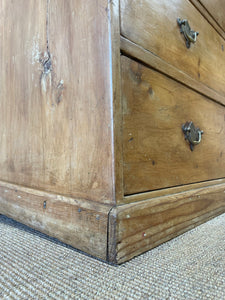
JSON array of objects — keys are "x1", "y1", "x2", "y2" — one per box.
[
  {"x1": 177, "y1": 18, "x2": 199, "y2": 48},
  {"x1": 182, "y1": 121, "x2": 203, "y2": 151}
]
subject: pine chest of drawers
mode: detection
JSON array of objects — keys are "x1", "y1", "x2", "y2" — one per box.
[{"x1": 1, "y1": 0, "x2": 225, "y2": 264}]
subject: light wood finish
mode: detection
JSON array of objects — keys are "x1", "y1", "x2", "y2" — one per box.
[
  {"x1": 0, "y1": 0, "x2": 114, "y2": 204},
  {"x1": 111, "y1": 182, "x2": 225, "y2": 264},
  {"x1": 0, "y1": 180, "x2": 110, "y2": 259},
  {"x1": 199, "y1": 0, "x2": 225, "y2": 32},
  {"x1": 120, "y1": 37, "x2": 225, "y2": 107},
  {"x1": 122, "y1": 56, "x2": 225, "y2": 195},
  {"x1": 120, "y1": 0, "x2": 225, "y2": 97},
  {"x1": 189, "y1": 0, "x2": 225, "y2": 40}
]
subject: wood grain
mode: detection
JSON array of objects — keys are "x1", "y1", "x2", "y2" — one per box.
[
  {"x1": 189, "y1": 0, "x2": 225, "y2": 40},
  {"x1": 111, "y1": 182, "x2": 225, "y2": 263},
  {"x1": 0, "y1": 180, "x2": 110, "y2": 259},
  {"x1": 0, "y1": 0, "x2": 114, "y2": 204},
  {"x1": 0, "y1": 1, "x2": 47, "y2": 195},
  {"x1": 199, "y1": 0, "x2": 225, "y2": 32},
  {"x1": 120, "y1": 37, "x2": 225, "y2": 107},
  {"x1": 120, "y1": 0, "x2": 225, "y2": 97},
  {"x1": 122, "y1": 56, "x2": 225, "y2": 195}
]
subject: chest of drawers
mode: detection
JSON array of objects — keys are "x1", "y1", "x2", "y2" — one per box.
[{"x1": 1, "y1": 0, "x2": 225, "y2": 264}]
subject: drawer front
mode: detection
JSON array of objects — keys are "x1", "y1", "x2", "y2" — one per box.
[
  {"x1": 120, "y1": 0, "x2": 225, "y2": 98},
  {"x1": 199, "y1": 0, "x2": 225, "y2": 32},
  {"x1": 122, "y1": 56, "x2": 225, "y2": 195}
]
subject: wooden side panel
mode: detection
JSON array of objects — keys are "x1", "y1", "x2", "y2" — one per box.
[
  {"x1": 0, "y1": 181, "x2": 109, "y2": 259},
  {"x1": 111, "y1": 183, "x2": 225, "y2": 263},
  {"x1": 0, "y1": 0, "x2": 114, "y2": 204},
  {"x1": 120, "y1": 0, "x2": 225, "y2": 97},
  {"x1": 122, "y1": 56, "x2": 225, "y2": 195},
  {"x1": 199, "y1": 0, "x2": 225, "y2": 32},
  {"x1": 0, "y1": 1, "x2": 47, "y2": 194}
]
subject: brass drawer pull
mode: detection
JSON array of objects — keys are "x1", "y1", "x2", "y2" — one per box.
[
  {"x1": 177, "y1": 18, "x2": 199, "y2": 48},
  {"x1": 182, "y1": 121, "x2": 204, "y2": 151}
]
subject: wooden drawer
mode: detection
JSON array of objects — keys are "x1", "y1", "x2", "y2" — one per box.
[
  {"x1": 120, "y1": 0, "x2": 225, "y2": 98},
  {"x1": 122, "y1": 56, "x2": 225, "y2": 195},
  {"x1": 199, "y1": 0, "x2": 225, "y2": 32}
]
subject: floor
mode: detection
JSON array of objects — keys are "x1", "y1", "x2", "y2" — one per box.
[{"x1": 0, "y1": 213, "x2": 225, "y2": 299}]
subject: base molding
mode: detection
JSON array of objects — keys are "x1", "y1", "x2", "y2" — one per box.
[
  {"x1": 0, "y1": 180, "x2": 110, "y2": 260},
  {"x1": 1, "y1": 180, "x2": 225, "y2": 264},
  {"x1": 109, "y1": 182, "x2": 225, "y2": 264}
]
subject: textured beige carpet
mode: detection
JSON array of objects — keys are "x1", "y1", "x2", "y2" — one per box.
[{"x1": 0, "y1": 214, "x2": 225, "y2": 300}]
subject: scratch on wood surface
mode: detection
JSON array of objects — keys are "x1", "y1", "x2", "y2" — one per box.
[
  {"x1": 31, "y1": 35, "x2": 41, "y2": 65},
  {"x1": 41, "y1": 69, "x2": 52, "y2": 94},
  {"x1": 56, "y1": 80, "x2": 64, "y2": 104}
]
